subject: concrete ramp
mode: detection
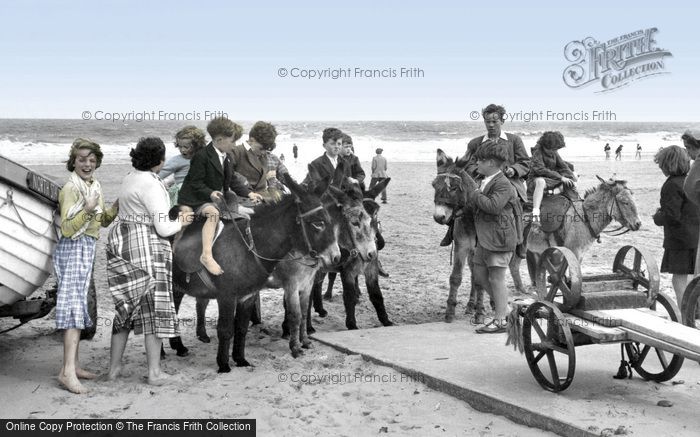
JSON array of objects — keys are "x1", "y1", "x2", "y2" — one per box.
[{"x1": 312, "y1": 322, "x2": 700, "y2": 437}]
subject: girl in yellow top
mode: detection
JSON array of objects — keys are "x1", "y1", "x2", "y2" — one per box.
[{"x1": 54, "y1": 139, "x2": 118, "y2": 394}]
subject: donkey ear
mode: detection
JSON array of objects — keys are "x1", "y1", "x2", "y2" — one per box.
[
  {"x1": 282, "y1": 172, "x2": 303, "y2": 196},
  {"x1": 365, "y1": 177, "x2": 390, "y2": 199},
  {"x1": 437, "y1": 149, "x2": 452, "y2": 169},
  {"x1": 455, "y1": 153, "x2": 469, "y2": 169},
  {"x1": 595, "y1": 175, "x2": 607, "y2": 184},
  {"x1": 327, "y1": 185, "x2": 348, "y2": 204}
]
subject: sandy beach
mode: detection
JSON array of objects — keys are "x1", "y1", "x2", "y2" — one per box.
[{"x1": 0, "y1": 157, "x2": 670, "y2": 436}]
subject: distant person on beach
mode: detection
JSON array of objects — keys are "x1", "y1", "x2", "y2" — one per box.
[
  {"x1": 280, "y1": 153, "x2": 285, "y2": 163},
  {"x1": 370, "y1": 147, "x2": 388, "y2": 204},
  {"x1": 682, "y1": 129, "x2": 700, "y2": 275},
  {"x1": 442, "y1": 103, "x2": 529, "y2": 247},
  {"x1": 340, "y1": 133, "x2": 366, "y2": 189},
  {"x1": 653, "y1": 145, "x2": 698, "y2": 306},
  {"x1": 615, "y1": 144, "x2": 623, "y2": 160},
  {"x1": 636, "y1": 143, "x2": 642, "y2": 160},
  {"x1": 106, "y1": 137, "x2": 192, "y2": 386},
  {"x1": 178, "y1": 117, "x2": 262, "y2": 275},
  {"x1": 527, "y1": 131, "x2": 577, "y2": 222},
  {"x1": 604, "y1": 143, "x2": 611, "y2": 160},
  {"x1": 55, "y1": 139, "x2": 118, "y2": 393},
  {"x1": 292, "y1": 143, "x2": 299, "y2": 162},
  {"x1": 159, "y1": 126, "x2": 206, "y2": 206}
]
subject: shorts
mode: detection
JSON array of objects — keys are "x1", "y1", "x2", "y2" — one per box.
[{"x1": 473, "y1": 245, "x2": 512, "y2": 268}]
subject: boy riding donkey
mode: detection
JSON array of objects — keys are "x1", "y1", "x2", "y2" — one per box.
[{"x1": 177, "y1": 117, "x2": 263, "y2": 277}]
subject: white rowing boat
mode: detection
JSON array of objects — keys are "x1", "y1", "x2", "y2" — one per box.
[{"x1": 0, "y1": 155, "x2": 61, "y2": 309}]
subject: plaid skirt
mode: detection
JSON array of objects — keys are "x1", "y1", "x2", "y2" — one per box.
[
  {"x1": 53, "y1": 236, "x2": 96, "y2": 330},
  {"x1": 106, "y1": 222, "x2": 179, "y2": 338}
]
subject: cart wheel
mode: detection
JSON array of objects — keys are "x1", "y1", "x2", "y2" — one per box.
[
  {"x1": 536, "y1": 247, "x2": 581, "y2": 311},
  {"x1": 625, "y1": 292, "x2": 684, "y2": 381},
  {"x1": 681, "y1": 276, "x2": 700, "y2": 328},
  {"x1": 522, "y1": 300, "x2": 576, "y2": 392},
  {"x1": 612, "y1": 245, "x2": 660, "y2": 306},
  {"x1": 80, "y1": 274, "x2": 97, "y2": 340}
]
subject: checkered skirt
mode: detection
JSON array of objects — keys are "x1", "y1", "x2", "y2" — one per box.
[
  {"x1": 106, "y1": 222, "x2": 179, "y2": 338},
  {"x1": 53, "y1": 235, "x2": 96, "y2": 330}
]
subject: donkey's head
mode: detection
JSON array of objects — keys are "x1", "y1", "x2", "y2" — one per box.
[
  {"x1": 282, "y1": 173, "x2": 341, "y2": 267},
  {"x1": 594, "y1": 176, "x2": 642, "y2": 231},
  {"x1": 432, "y1": 149, "x2": 474, "y2": 225},
  {"x1": 324, "y1": 162, "x2": 378, "y2": 262},
  {"x1": 363, "y1": 177, "x2": 391, "y2": 251}
]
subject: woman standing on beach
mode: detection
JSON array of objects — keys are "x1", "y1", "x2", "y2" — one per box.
[
  {"x1": 54, "y1": 139, "x2": 118, "y2": 394},
  {"x1": 653, "y1": 145, "x2": 698, "y2": 304},
  {"x1": 106, "y1": 137, "x2": 192, "y2": 385},
  {"x1": 159, "y1": 126, "x2": 206, "y2": 206}
]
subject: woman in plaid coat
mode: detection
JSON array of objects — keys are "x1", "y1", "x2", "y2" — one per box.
[{"x1": 106, "y1": 137, "x2": 192, "y2": 386}]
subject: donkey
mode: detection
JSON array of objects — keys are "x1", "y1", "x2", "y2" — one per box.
[
  {"x1": 525, "y1": 176, "x2": 642, "y2": 283},
  {"x1": 303, "y1": 178, "x2": 393, "y2": 331},
  {"x1": 432, "y1": 149, "x2": 525, "y2": 322},
  {"x1": 171, "y1": 174, "x2": 340, "y2": 372},
  {"x1": 277, "y1": 169, "x2": 380, "y2": 342}
]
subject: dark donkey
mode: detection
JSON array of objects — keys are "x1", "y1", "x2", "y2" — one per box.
[
  {"x1": 171, "y1": 174, "x2": 340, "y2": 372},
  {"x1": 305, "y1": 178, "x2": 393, "y2": 331},
  {"x1": 277, "y1": 166, "x2": 380, "y2": 341},
  {"x1": 432, "y1": 149, "x2": 525, "y2": 322}
]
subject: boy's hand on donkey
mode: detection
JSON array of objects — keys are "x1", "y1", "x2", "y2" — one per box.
[
  {"x1": 210, "y1": 191, "x2": 224, "y2": 202},
  {"x1": 561, "y1": 177, "x2": 575, "y2": 187}
]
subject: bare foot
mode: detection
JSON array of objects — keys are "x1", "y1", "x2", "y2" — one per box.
[
  {"x1": 58, "y1": 373, "x2": 87, "y2": 394},
  {"x1": 76, "y1": 368, "x2": 98, "y2": 380},
  {"x1": 106, "y1": 366, "x2": 123, "y2": 381},
  {"x1": 200, "y1": 255, "x2": 224, "y2": 275},
  {"x1": 147, "y1": 373, "x2": 171, "y2": 386}
]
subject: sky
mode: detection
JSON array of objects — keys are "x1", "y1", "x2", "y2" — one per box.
[{"x1": 0, "y1": 1, "x2": 696, "y2": 121}]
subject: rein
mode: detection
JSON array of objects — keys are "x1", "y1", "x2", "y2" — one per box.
[{"x1": 222, "y1": 198, "x2": 323, "y2": 267}]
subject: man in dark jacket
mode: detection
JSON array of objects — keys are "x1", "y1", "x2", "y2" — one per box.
[
  {"x1": 178, "y1": 117, "x2": 262, "y2": 275},
  {"x1": 441, "y1": 103, "x2": 530, "y2": 246}
]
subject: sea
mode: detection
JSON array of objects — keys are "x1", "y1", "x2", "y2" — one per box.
[{"x1": 1, "y1": 119, "x2": 698, "y2": 167}]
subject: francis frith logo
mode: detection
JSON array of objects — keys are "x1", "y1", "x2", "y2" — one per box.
[{"x1": 563, "y1": 27, "x2": 672, "y2": 93}]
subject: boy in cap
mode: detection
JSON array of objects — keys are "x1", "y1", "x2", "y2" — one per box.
[
  {"x1": 339, "y1": 133, "x2": 366, "y2": 188},
  {"x1": 467, "y1": 140, "x2": 523, "y2": 333}
]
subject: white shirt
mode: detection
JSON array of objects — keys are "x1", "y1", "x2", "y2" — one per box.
[
  {"x1": 117, "y1": 170, "x2": 181, "y2": 237},
  {"x1": 480, "y1": 170, "x2": 501, "y2": 191},
  {"x1": 214, "y1": 147, "x2": 227, "y2": 167},
  {"x1": 481, "y1": 131, "x2": 509, "y2": 143},
  {"x1": 325, "y1": 153, "x2": 338, "y2": 168}
]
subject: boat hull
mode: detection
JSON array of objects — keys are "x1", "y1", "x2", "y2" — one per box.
[{"x1": 0, "y1": 156, "x2": 61, "y2": 307}]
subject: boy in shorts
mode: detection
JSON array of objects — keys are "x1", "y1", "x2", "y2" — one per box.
[{"x1": 468, "y1": 140, "x2": 523, "y2": 333}]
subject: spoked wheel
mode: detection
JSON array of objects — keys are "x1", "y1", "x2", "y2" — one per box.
[
  {"x1": 612, "y1": 245, "x2": 660, "y2": 306},
  {"x1": 535, "y1": 247, "x2": 582, "y2": 311},
  {"x1": 522, "y1": 301, "x2": 576, "y2": 392},
  {"x1": 625, "y1": 292, "x2": 685, "y2": 381},
  {"x1": 681, "y1": 276, "x2": 700, "y2": 329}
]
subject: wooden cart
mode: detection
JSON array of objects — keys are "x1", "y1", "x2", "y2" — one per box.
[{"x1": 515, "y1": 245, "x2": 700, "y2": 392}]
